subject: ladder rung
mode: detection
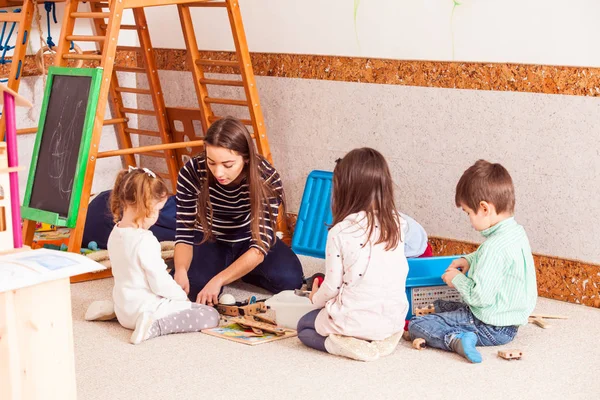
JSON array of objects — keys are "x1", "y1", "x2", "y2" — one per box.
[
  {"x1": 0, "y1": 14, "x2": 23, "y2": 23},
  {"x1": 124, "y1": 128, "x2": 161, "y2": 137},
  {"x1": 114, "y1": 66, "x2": 147, "y2": 73},
  {"x1": 199, "y1": 78, "x2": 244, "y2": 87},
  {"x1": 204, "y1": 97, "x2": 248, "y2": 107},
  {"x1": 16, "y1": 127, "x2": 38, "y2": 135},
  {"x1": 71, "y1": 12, "x2": 110, "y2": 19},
  {"x1": 144, "y1": 151, "x2": 167, "y2": 158},
  {"x1": 115, "y1": 87, "x2": 151, "y2": 95},
  {"x1": 121, "y1": 108, "x2": 156, "y2": 116},
  {"x1": 63, "y1": 53, "x2": 102, "y2": 61},
  {"x1": 119, "y1": 25, "x2": 138, "y2": 30},
  {"x1": 195, "y1": 59, "x2": 239, "y2": 68},
  {"x1": 104, "y1": 118, "x2": 129, "y2": 125},
  {"x1": 188, "y1": 1, "x2": 227, "y2": 7},
  {"x1": 118, "y1": 46, "x2": 143, "y2": 52},
  {"x1": 66, "y1": 35, "x2": 105, "y2": 42},
  {"x1": 208, "y1": 116, "x2": 252, "y2": 126}
]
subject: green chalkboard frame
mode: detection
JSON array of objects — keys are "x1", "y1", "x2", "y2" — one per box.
[{"x1": 21, "y1": 67, "x2": 103, "y2": 228}]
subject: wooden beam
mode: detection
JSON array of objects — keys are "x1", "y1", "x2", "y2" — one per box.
[{"x1": 97, "y1": 139, "x2": 205, "y2": 158}]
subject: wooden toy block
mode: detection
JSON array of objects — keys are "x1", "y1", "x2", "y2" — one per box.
[
  {"x1": 216, "y1": 302, "x2": 268, "y2": 317},
  {"x1": 415, "y1": 304, "x2": 435, "y2": 317},
  {"x1": 412, "y1": 338, "x2": 426, "y2": 350},
  {"x1": 232, "y1": 316, "x2": 289, "y2": 336},
  {"x1": 529, "y1": 313, "x2": 568, "y2": 320},
  {"x1": 528, "y1": 317, "x2": 548, "y2": 329},
  {"x1": 498, "y1": 349, "x2": 523, "y2": 360}
]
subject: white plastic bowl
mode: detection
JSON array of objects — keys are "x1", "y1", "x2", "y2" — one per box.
[{"x1": 265, "y1": 290, "x2": 320, "y2": 330}]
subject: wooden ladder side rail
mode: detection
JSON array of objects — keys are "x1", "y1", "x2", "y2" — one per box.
[
  {"x1": 132, "y1": 7, "x2": 180, "y2": 185},
  {"x1": 224, "y1": 0, "x2": 271, "y2": 163},
  {"x1": 224, "y1": 0, "x2": 289, "y2": 241},
  {"x1": 0, "y1": 3, "x2": 34, "y2": 140},
  {"x1": 90, "y1": 1, "x2": 137, "y2": 169},
  {"x1": 177, "y1": 4, "x2": 214, "y2": 135}
]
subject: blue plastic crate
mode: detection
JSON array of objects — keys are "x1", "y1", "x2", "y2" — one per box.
[
  {"x1": 405, "y1": 256, "x2": 462, "y2": 318},
  {"x1": 291, "y1": 170, "x2": 333, "y2": 258},
  {"x1": 291, "y1": 170, "x2": 464, "y2": 318}
]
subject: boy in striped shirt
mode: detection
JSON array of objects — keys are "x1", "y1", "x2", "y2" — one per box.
[{"x1": 408, "y1": 160, "x2": 537, "y2": 363}]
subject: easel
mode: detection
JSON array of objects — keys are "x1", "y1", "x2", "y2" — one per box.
[{"x1": 0, "y1": 0, "x2": 288, "y2": 281}]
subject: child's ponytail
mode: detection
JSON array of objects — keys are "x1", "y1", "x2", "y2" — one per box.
[{"x1": 109, "y1": 170, "x2": 129, "y2": 223}]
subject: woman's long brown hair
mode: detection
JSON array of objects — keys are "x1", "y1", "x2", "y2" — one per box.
[
  {"x1": 197, "y1": 116, "x2": 280, "y2": 252},
  {"x1": 332, "y1": 148, "x2": 400, "y2": 251}
]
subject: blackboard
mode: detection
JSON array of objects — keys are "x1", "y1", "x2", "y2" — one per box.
[{"x1": 21, "y1": 67, "x2": 103, "y2": 227}]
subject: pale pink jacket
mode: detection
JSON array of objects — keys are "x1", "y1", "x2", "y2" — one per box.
[{"x1": 312, "y1": 212, "x2": 409, "y2": 341}]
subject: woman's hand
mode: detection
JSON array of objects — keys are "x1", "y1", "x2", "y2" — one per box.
[
  {"x1": 196, "y1": 277, "x2": 223, "y2": 306},
  {"x1": 174, "y1": 269, "x2": 190, "y2": 295}
]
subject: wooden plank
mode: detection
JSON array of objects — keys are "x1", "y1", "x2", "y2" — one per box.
[
  {"x1": 97, "y1": 139, "x2": 205, "y2": 158},
  {"x1": 0, "y1": 279, "x2": 77, "y2": 400},
  {"x1": 188, "y1": 1, "x2": 227, "y2": 7},
  {"x1": 0, "y1": 13, "x2": 22, "y2": 23}
]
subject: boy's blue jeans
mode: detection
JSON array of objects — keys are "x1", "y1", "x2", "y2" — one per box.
[{"x1": 408, "y1": 300, "x2": 518, "y2": 351}]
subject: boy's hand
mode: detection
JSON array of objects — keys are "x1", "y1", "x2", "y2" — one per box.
[
  {"x1": 442, "y1": 268, "x2": 462, "y2": 288},
  {"x1": 448, "y1": 257, "x2": 470, "y2": 274}
]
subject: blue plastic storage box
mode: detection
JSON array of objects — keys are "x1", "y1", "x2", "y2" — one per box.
[{"x1": 291, "y1": 170, "x2": 463, "y2": 318}]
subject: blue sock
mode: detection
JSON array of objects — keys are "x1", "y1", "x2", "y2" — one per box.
[{"x1": 450, "y1": 332, "x2": 482, "y2": 363}]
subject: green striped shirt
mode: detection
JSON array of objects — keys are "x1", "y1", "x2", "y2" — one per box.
[{"x1": 452, "y1": 217, "x2": 537, "y2": 326}]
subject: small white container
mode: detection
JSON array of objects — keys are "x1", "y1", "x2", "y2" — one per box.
[{"x1": 265, "y1": 290, "x2": 320, "y2": 330}]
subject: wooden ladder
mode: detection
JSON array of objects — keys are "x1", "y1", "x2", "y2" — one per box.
[
  {"x1": 178, "y1": 0, "x2": 272, "y2": 163},
  {"x1": 21, "y1": 0, "x2": 288, "y2": 273},
  {"x1": 0, "y1": 1, "x2": 34, "y2": 138}
]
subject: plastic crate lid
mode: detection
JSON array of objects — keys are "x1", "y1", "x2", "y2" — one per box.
[{"x1": 291, "y1": 170, "x2": 333, "y2": 258}]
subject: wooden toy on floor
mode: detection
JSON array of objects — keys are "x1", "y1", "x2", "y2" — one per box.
[
  {"x1": 415, "y1": 304, "x2": 436, "y2": 317},
  {"x1": 413, "y1": 338, "x2": 426, "y2": 350},
  {"x1": 231, "y1": 315, "x2": 289, "y2": 336},
  {"x1": 528, "y1": 313, "x2": 568, "y2": 329},
  {"x1": 218, "y1": 293, "x2": 236, "y2": 305},
  {"x1": 216, "y1": 299, "x2": 269, "y2": 317},
  {"x1": 498, "y1": 349, "x2": 523, "y2": 360}
]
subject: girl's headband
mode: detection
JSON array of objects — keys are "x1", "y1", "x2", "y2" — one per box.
[{"x1": 128, "y1": 165, "x2": 156, "y2": 178}]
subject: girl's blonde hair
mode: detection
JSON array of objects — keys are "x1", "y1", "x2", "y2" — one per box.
[{"x1": 109, "y1": 168, "x2": 169, "y2": 225}]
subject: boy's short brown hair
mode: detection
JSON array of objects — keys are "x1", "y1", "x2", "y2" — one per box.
[{"x1": 455, "y1": 160, "x2": 515, "y2": 214}]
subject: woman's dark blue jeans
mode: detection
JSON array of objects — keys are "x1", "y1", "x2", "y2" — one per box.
[{"x1": 180, "y1": 233, "x2": 304, "y2": 301}]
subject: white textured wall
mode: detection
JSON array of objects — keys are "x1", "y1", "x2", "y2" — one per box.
[
  {"x1": 144, "y1": 0, "x2": 600, "y2": 67},
  {"x1": 148, "y1": 70, "x2": 600, "y2": 264}
]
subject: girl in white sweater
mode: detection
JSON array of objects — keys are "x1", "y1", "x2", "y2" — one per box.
[
  {"x1": 297, "y1": 148, "x2": 409, "y2": 361},
  {"x1": 108, "y1": 167, "x2": 219, "y2": 344}
]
